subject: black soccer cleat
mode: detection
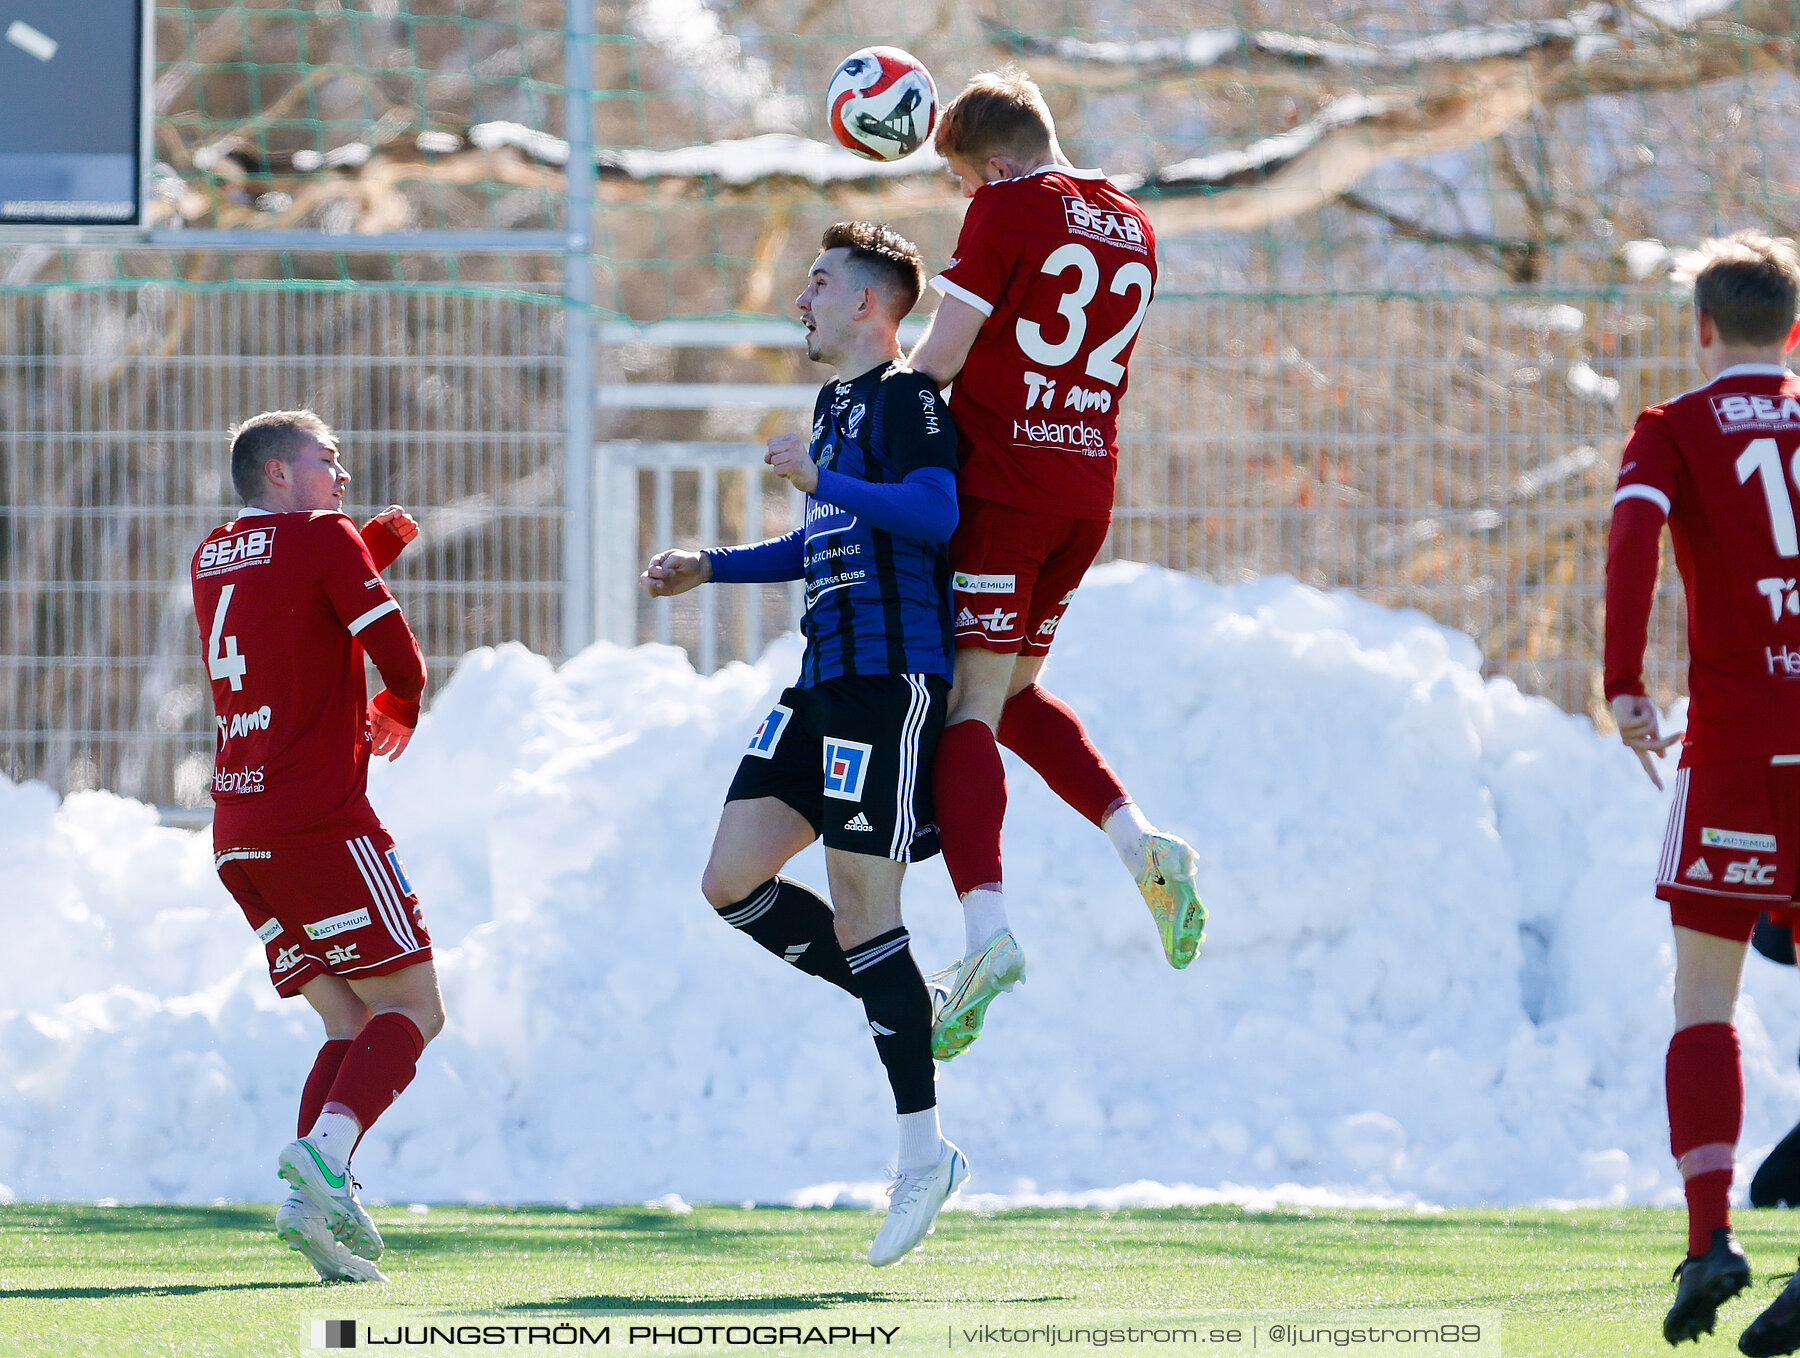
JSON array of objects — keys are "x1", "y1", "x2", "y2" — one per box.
[
  {"x1": 1665, "y1": 1228, "x2": 1750, "y2": 1346},
  {"x1": 1741, "y1": 1264, "x2": 1800, "y2": 1357}
]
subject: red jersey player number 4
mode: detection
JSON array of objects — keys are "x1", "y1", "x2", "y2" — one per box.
[
  {"x1": 191, "y1": 410, "x2": 443, "y2": 1287},
  {"x1": 929, "y1": 166, "x2": 1155, "y2": 522}
]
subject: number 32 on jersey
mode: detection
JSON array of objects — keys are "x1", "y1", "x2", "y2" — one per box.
[{"x1": 1017, "y1": 243, "x2": 1153, "y2": 386}]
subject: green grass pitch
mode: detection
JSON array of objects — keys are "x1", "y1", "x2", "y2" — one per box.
[{"x1": 1, "y1": 1204, "x2": 1796, "y2": 1356}]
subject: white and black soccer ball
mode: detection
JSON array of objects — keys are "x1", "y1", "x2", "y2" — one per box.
[{"x1": 826, "y1": 47, "x2": 938, "y2": 162}]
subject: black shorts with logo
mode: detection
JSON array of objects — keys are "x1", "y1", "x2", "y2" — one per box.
[{"x1": 726, "y1": 674, "x2": 949, "y2": 862}]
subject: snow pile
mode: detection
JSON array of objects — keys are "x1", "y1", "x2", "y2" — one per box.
[{"x1": 5, "y1": 563, "x2": 1799, "y2": 1207}]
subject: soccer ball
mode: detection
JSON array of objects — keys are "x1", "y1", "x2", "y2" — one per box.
[{"x1": 826, "y1": 47, "x2": 938, "y2": 162}]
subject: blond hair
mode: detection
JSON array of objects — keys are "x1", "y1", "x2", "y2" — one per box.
[
  {"x1": 1674, "y1": 230, "x2": 1800, "y2": 345},
  {"x1": 932, "y1": 66, "x2": 1055, "y2": 165},
  {"x1": 229, "y1": 409, "x2": 335, "y2": 502}
]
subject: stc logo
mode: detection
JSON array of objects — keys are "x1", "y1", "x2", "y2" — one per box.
[{"x1": 1724, "y1": 857, "x2": 1778, "y2": 886}]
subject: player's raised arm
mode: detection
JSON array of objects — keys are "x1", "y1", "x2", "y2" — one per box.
[{"x1": 360, "y1": 505, "x2": 419, "y2": 572}]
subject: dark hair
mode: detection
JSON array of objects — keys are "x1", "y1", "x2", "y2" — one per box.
[
  {"x1": 1676, "y1": 230, "x2": 1800, "y2": 345},
  {"x1": 933, "y1": 66, "x2": 1055, "y2": 165},
  {"x1": 228, "y1": 409, "x2": 335, "y2": 503},
  {"x1": 820, "y1": 220, "x2": 925, "y2": 316}
]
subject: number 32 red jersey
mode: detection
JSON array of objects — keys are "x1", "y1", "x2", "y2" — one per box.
[
  {"x1": 930, "y1": 166, "x2": 1156, "y2": 522},
  {"x1": 191, "y1": 509, "x2": 418, "y2": 847},
  {"x1": 1612, "y1": 365, "x2": 1800, "y2": 762}
]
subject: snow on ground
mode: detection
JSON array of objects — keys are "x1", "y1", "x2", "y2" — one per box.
[{"x1": 4, "y1": 562, "x2": 1799, "y2": 1208}]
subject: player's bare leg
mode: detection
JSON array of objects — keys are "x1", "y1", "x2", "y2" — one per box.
[
  {"x1": 280, "y1": 961, "x2": 444, "y2": 1261},
  {"x1": 827, "y1": 849, "x2": 967, "y2": 1265},
  {"x1": 1664, "y1": 927, "x2": 1752, "y2": 1346}
]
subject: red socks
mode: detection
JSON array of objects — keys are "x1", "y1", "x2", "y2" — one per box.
[
  {"x1": 324, "y1": 1012, "x2": 426, "y2": 1135},
  {"x1": 1667, "y1": 1022, "x2": 1742, "y2": 1255},
  {"x1": 998, "y1": 684, "x2": 1130, "y2": 828},
  {"x1": 298, "y1": 1039, "x2": 354, "y2": 1136},
  {"x1": 933, "y1": 719, "x2": 1007, "y2": 897}
]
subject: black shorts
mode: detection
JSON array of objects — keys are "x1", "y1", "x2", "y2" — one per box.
[{"x1": 727, "y1": 674, "x2": 948, "y2": 861}]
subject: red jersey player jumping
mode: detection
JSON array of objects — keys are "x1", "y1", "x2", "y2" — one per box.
[
  {"x1": 191, "y1": 409, "x2": 442, "y2": 1284},
  {"x1": 907, "y1": 67, "x2": 1206, "y2": 1059},
  {"x1": 1603, "y1": 232, "x2": 1800, "y2": 1354}
]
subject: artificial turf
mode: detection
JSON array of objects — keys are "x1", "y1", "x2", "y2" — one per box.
[{"x1": 0, "y1": 1203, "x2": 1793, "y2": 1356}]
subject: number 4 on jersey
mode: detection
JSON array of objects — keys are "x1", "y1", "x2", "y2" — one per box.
[{"x1": 209, "y1": 583, "x2": 249, "y2": 690}]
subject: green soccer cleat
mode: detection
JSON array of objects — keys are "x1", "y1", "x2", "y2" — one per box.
[
  {"x1": 278, "y1": 1138, "x2": 384, "y2": 1261},
  {"x1": 276, "y1": 1192, "x2": 388, "y2": 1283},
  {"x1": 928, "y1": 929, "x2": 1025, "y2": 1061},
  {"x1": 1137, "y1": 833, "x2": 1207, "y2": 969}
]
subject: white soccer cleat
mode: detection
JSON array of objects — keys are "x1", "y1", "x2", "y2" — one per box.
[
  {"x1": 1137, "y1": 833, "x2": 1207, "y2": 969},
  {"x1": 868, "y1": 1141, "x2": 969, "y2": 1267},
  {"x1": 928, "y1": 929, "x2": 1025, "y2": 1061},
  {"x1": 277, "y1": 1137, "x2": 384, "y2": 1261},
  {"x1": 276, "y1": 1192, "x2": 388, "y2": 1282}
]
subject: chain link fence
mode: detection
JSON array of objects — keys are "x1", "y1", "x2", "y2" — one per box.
[{"x1": 0, "y1": 277, "x2": 564, "y2": 808}]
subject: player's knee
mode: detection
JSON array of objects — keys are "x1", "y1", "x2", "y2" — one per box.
[
  {"x1": 407, "y1": 996, "x2": 446, "y2": 1045},
  {"x1": 702, "y1": 858, "x2": 760, "y2": 911}
]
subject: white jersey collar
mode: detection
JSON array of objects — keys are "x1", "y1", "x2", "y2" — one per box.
[
  {"x1": 1028, "y1": 163, "x2": 1105, "y2": 180},
  {"x1": 1711, "y1": 363, "x2": 1793, "y2": 381}
]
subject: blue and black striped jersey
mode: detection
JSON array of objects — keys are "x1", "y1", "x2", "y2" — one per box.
[{"x1": 800, "y1": 362, "x2": 959, "y2": 686}]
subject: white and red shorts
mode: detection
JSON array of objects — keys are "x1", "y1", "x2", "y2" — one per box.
[
  {"x1": 949, "y1": 496, "x2": 1110, "y2": 656},
  {"x1": 1658, "y1": 757, "x2": 1800, "y2": 941},
  {"x1": 216, "y1": 827, "x2": 432, "y2": 997}
]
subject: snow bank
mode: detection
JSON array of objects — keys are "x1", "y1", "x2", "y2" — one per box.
[{"x1": 5, "y1": 563, "x2": 1799, "y2": 1208}]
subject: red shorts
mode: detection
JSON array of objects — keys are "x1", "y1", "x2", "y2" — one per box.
[
  {"x1": 1658, "y1": 758, "x2": 1800, "y2": 941},
  {"x1": 216, "y1": 828, "x2": 433, "y2": 997},
  {"x1": 949, "y1": 497, "x2": 1110, "y2": 656}
]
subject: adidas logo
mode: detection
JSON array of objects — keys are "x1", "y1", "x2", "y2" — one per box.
[
  {"x1": 1684, "y1": 858, "x2": 1713, "y2": 882},
  {"x1": 783, "y1": 943, "x2": 810, "y2": 963},
  {"x1": 844, "y1": 812, "x2": 875, "y2": 832},
  {"x1": 956, "y1": 607, "x2": 979, "y2": 627},
  {"x1": 869, "y1": 1020, "x2": 896, "y2": 1036}
]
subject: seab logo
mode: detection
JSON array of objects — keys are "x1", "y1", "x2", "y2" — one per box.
[
  {"x1": 821, "y1": 737, "x2": 874, "y2": 801},
  {"x1": 196, "y1": 526, "x2": 276, "y2": 578},
  {"x1": 745, "y1": 703, "x2": 793, "y2": 759}
]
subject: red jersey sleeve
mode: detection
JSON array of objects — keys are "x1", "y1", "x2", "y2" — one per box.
[
  {"x1": 930, "y1": 188, "x2": 1013, "y2": 319},
  {"x1": 360, "y1": 517, "x2": 408, "y2": 572},
  {"x1": 1613, "y1": 409, "x2": 1680, "y2": 517},
  {"x1": 317, "y1": 514, "x2": 403, "y2": 636},
  {"x1": 1603, "y1": 412, "x2": 1680, "y2": 701}
]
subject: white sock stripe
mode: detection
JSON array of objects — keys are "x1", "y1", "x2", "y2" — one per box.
[
  {"x1": 721, "y1": 880, "x2": 781, "y2": 927},
  {"x1": 846, "y1": 932, "x2": 911, "y2": 972},
  {"x1": 890, "y1": 674, "x2": 929, "y2": 859},
  {"x1": 349, "y1": 837, "x2": 418, "y2": 952}
]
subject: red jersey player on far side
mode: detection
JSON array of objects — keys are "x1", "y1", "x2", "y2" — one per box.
[
  {"x1": 191, "y1": 409, "x2": 443, "y2": 1284},
  {"x1": 1602, "y1": 232, "x2": 1800, "y2": 1354},
  {"x1": 907, "y1": 68, "x2": 1206, "y2": 1063}
]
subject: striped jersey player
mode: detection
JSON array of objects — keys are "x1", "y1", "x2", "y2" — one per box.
[{"x1": 642, "y1": 222, "x2": 967, "y2": 1268}]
